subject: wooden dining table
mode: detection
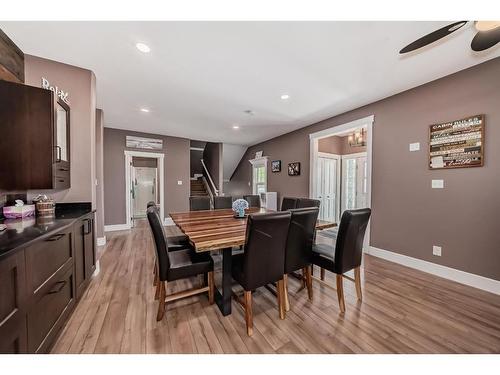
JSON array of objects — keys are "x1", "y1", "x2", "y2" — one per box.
[{"x1": 170, "y1": 207, "x2": 336, "y2": 316}]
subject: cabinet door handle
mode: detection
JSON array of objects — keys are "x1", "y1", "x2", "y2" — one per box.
[
  {"x1": 58, "y1": 167, "x2": 69, "y2": 172},
  {"x1": 46, "y1": 233, "x2": 65, "y2": 242},
  {"x1": 48, "y1": 280, "x2": 67, "y2": 294},
  {"x1": 55, "y1": 146, "x2": 62, "y2": 162},
  {"x1": 83, "y1": 219, "x2": 92, "y2": 235}
]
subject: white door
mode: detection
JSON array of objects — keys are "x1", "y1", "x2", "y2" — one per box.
[
  {"x1": 315, "y1": 154, "x2": 340, "y2": 222},
  {"x1": 132, "y1": 167, "x2": 157, "y2": 218},
  {"x1": 341, "y1": 153, "x2": 368, "y2": 213}
]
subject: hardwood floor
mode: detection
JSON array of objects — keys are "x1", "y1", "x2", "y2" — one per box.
[{"x1": 51, "y1": 221, "x2": 500, "y2": 353}]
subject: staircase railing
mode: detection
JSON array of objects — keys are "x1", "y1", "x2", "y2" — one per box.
[{"x1": 201, "y1": 159, "x2": 219, "y2": 197}]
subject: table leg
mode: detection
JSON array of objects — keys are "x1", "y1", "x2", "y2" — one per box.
[{"x1": 214, "y1": 247, "x2": 232, "y2": 316}]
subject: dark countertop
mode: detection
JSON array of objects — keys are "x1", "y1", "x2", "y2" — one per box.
[{"x1": 0, "y1": 202, "x2": 94, "y2": 260}]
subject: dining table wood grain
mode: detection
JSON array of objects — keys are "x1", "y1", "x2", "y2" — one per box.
[{"x1": 170, "y1": 208, "x2": 336, "y2": 252}]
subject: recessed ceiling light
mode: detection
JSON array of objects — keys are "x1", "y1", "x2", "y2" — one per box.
[
  {"x1": 136, "y1": 42, "x2": 151, "y2": 53},
  {"x1": 232, "y1": 125, "x2": 240, "y2": 129},
  {"x1": 140, "y1": 108, "x2": 150, "y2": 113},
  {"x1": 280, "y1": 94, "x2": 290, "y2": 100}
]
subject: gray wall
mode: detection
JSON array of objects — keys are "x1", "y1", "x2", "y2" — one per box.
[
  {"x1": 24, "y1": 55, "x2": 97, "y2": 207},
  {"x1": 227, "y1": 57, "x2": 500, "y2": 281},
  {"x1": 103, "y1": 128, "x2": 190, "y2": 225},
  {"x1": 203, "y1": 142, "x2": 223, "y2": 192},
  {"x1": 95, "y1": 109, "x2": 105, "y2": 239}
]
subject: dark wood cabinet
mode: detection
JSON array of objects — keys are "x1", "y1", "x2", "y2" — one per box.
[
  {"x1": 74, "y1": 213, "x2": 96, "y2": 299},
  {"x1": 0, "y1": 251, "x2": 27, "y2": 354},
  {"x1": 0, "y1": 79, "x2": 71, "y2": 190},
  {"x1": 0, "y1": 212, "x2": 95, "y2": 353}
]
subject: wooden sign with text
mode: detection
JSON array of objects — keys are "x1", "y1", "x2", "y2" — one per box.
[{"x1": 429, "y1": 114, "x2": 484, "y2": 169}]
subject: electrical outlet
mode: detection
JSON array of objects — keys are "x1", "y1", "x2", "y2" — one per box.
[
  {"x1": 177, "y1": 180, "x2": 182, "y2": 185},
  {"x1": 433, "y1": 245, "x2": 442, "y2": 257},
  {"x1": 409, "y1": 142, "x2": 420, "y2": 152},
  {"x1": 432, "y1": 179, "x2": 444, "y2": 189}
]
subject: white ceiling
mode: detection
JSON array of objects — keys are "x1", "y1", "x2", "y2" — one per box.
[{"x1": 1, "y1": 21, "x2": 498, "y2": 146}]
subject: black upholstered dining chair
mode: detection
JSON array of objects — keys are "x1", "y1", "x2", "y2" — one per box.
[
  {"x1": 146, "y1": 201, "x2": 188, "y2": 249},
  {"x1": 311, "y1": 208, "x2": 371, "y2": 314},
  {"x1": 189, "y1": 196, "x2": 211, "y2": 211},
  {"x1": 283, "y1": 207, "x2": 319, "y2": 310},
  {"x1": 280, "y1": 197, "x2": 298, "y2": 211},
  {"x1": 147, "y1": 207, "x2": 215, "y2": 321},
  {"x1": 243, "y1": 194, "x2": 261, "y2": 208},
  {"x1": 231, "y1": 211, "x2": 292, "y2": 336},
  {"x1": 214, "y1": 196, "x2": 233, "y2": 209},
  {"x1": 296, "y1": 198, "x2": 321, "y2": 208}
]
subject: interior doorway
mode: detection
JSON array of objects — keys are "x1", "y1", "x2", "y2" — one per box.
[
  {"x1": 131, "y1": 157, "x2": 158, "y2": 219},
  {"x1": 309, "y1": 115, "x2": 373, "y2": 247},
  {"x1": 125, "y1": 151, "x2": 165, "y2": 229}
]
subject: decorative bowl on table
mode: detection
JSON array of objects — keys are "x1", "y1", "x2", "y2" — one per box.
[{"x1": 232, "y1": 199, "x2": 249, "y2": 218}]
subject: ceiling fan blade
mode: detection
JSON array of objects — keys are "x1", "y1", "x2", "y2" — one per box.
[
  {"x1": 471, "y1": 27, "x2": 500, "y2": 51},
  {"x1": 400, "y1": 21, "x2": 468, "y2": 54}
]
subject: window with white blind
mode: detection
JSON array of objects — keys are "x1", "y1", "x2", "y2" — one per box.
[{"x1": 249, "y1": 156, "x2": 268, "y2": 195}]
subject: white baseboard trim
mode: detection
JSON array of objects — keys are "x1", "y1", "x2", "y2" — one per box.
[
  {"x1": 365, "y1": 246, "x2": 500, "y2": 295},
  {"x1": 104, "y1": 224, "x2": 131, "y2": 232},
  {"x1": 164, "y1": 217, "x2": 175, "y2": 226},
  {"x1": 97, "y1": 236, "x2": 106, "y2": 246}
]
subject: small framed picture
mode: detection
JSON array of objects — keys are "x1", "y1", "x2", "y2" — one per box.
[
  {"x1": 288, "y1": 162, "x2": 300, "y2": 176},
  {"x1": 271, "y1": 160, "x2": 281, "y2": 172}
]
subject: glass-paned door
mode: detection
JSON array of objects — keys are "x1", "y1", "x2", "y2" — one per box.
[
  {"x1": 341, "y1": 153, "x2": 368, "y2": 213},
  {"x1": 315, "y1": 154, "x2": 340, "y2": 222}
]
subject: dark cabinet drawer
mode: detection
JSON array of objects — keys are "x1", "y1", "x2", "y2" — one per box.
[
  {"x1": 25, "y1": 229, "x2": 73, "y2": 294},
  {"x1": 0, "y1": 251, "x2": 27, "y2": 354},
  {"x1": 53, "y1": 175, "x2": 70, "y2": 190},
  {"x1": 27, "y1": 265, "x2": 75, "y2": 353},
  {"x1": 53, "y1": 164, "x2": 70, "y2": 179}
]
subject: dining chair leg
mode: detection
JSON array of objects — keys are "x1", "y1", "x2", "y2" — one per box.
[
  {"x1": 154, "y1": 277, "x2": 161, "y2": 301},
  {"x1": 277, "y1": 278, "x2": 286, "y2": 320},
  {"x1": 153, "y1": 266, "x2": 159, "y2": 288},
  {"x1": 354, "y1": 267, "x2": 362, "y2": 301},
  {"x1": 208, "y1": 271, "x2": 215, "y2": 305},
  {"x1": 283, "y1": 274, "x2": 290, "y2": 312},
  {"x1": 153, "y1": 259, "x2": 158, "y2": 286},
  {"x1": 244, "y1": 290, "x2": 253, "y2": 336},
  {"x1": 336, "y1": 274, "x2": 346, "y2": 314},
  {"x1": 320, "y1": 267, "x2": 325, "y2": 281},
  {"x1": 156, "y1": 281, "x2": 166, "y2": 321},
  {"x1": 305, "y1": 265, "x2": 313, "y2": 301}
]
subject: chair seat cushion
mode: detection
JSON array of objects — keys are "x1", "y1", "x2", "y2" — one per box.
[
  {"x1": 311, "y1": 243, "x2": 336, "y2": 272},
  {"x1": 167, "y1": 248, "x2": 214, "y2": 282}
]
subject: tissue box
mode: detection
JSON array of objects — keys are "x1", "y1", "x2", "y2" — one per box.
[{"x1": 3, "y1": 204, "x2": 36, "y2": 219}]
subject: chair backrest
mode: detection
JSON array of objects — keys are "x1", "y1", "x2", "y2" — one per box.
[
  {"x1": 296, "y1": 198, "x2": 320, "y2": 208},
  {"x1": 284, "y1": 207, "x2": 319, "y2": 274},
  {"x1": 281, "y1": 197, "x2": 298, "y2": 211},
  {"x1": 243, "y1": 195, "x2": 261, "y2": 208},
  {"x1": 241, "y1": 211, "x2": 291, "y2": 290},
  {"x1": 189, "y1": 196, "x2": 211, "y2": 211},
  {"x1": 333, "y1": 208, "x2": 371, "y2": 274},
  {"x1": 146, "y1": 201, "x2": 157, "y2": 209},
  {"x1": 214, "y1": 196, "x2": 233, "y2": 209},
  {"x1": 146, "y1": 206, "x2": 170, "y2": 280}
]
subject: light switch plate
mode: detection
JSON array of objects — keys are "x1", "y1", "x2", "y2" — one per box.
[
  {"x1": 432, "y1": 179, "x2": 444, "y2": 189},
  {"x1": 433, "y1": 245, "x2": 442, "y2": 256},
  {"x1": 177, "y1": 180, "x2": 182, "y2": 185},
  {"x1": 409, "y1": 142, "x2": 420, "y2": 152}
]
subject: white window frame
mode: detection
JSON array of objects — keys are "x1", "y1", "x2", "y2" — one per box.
[{"x1": 249, "y1": 156, "x2": 268, "y2": 195}]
